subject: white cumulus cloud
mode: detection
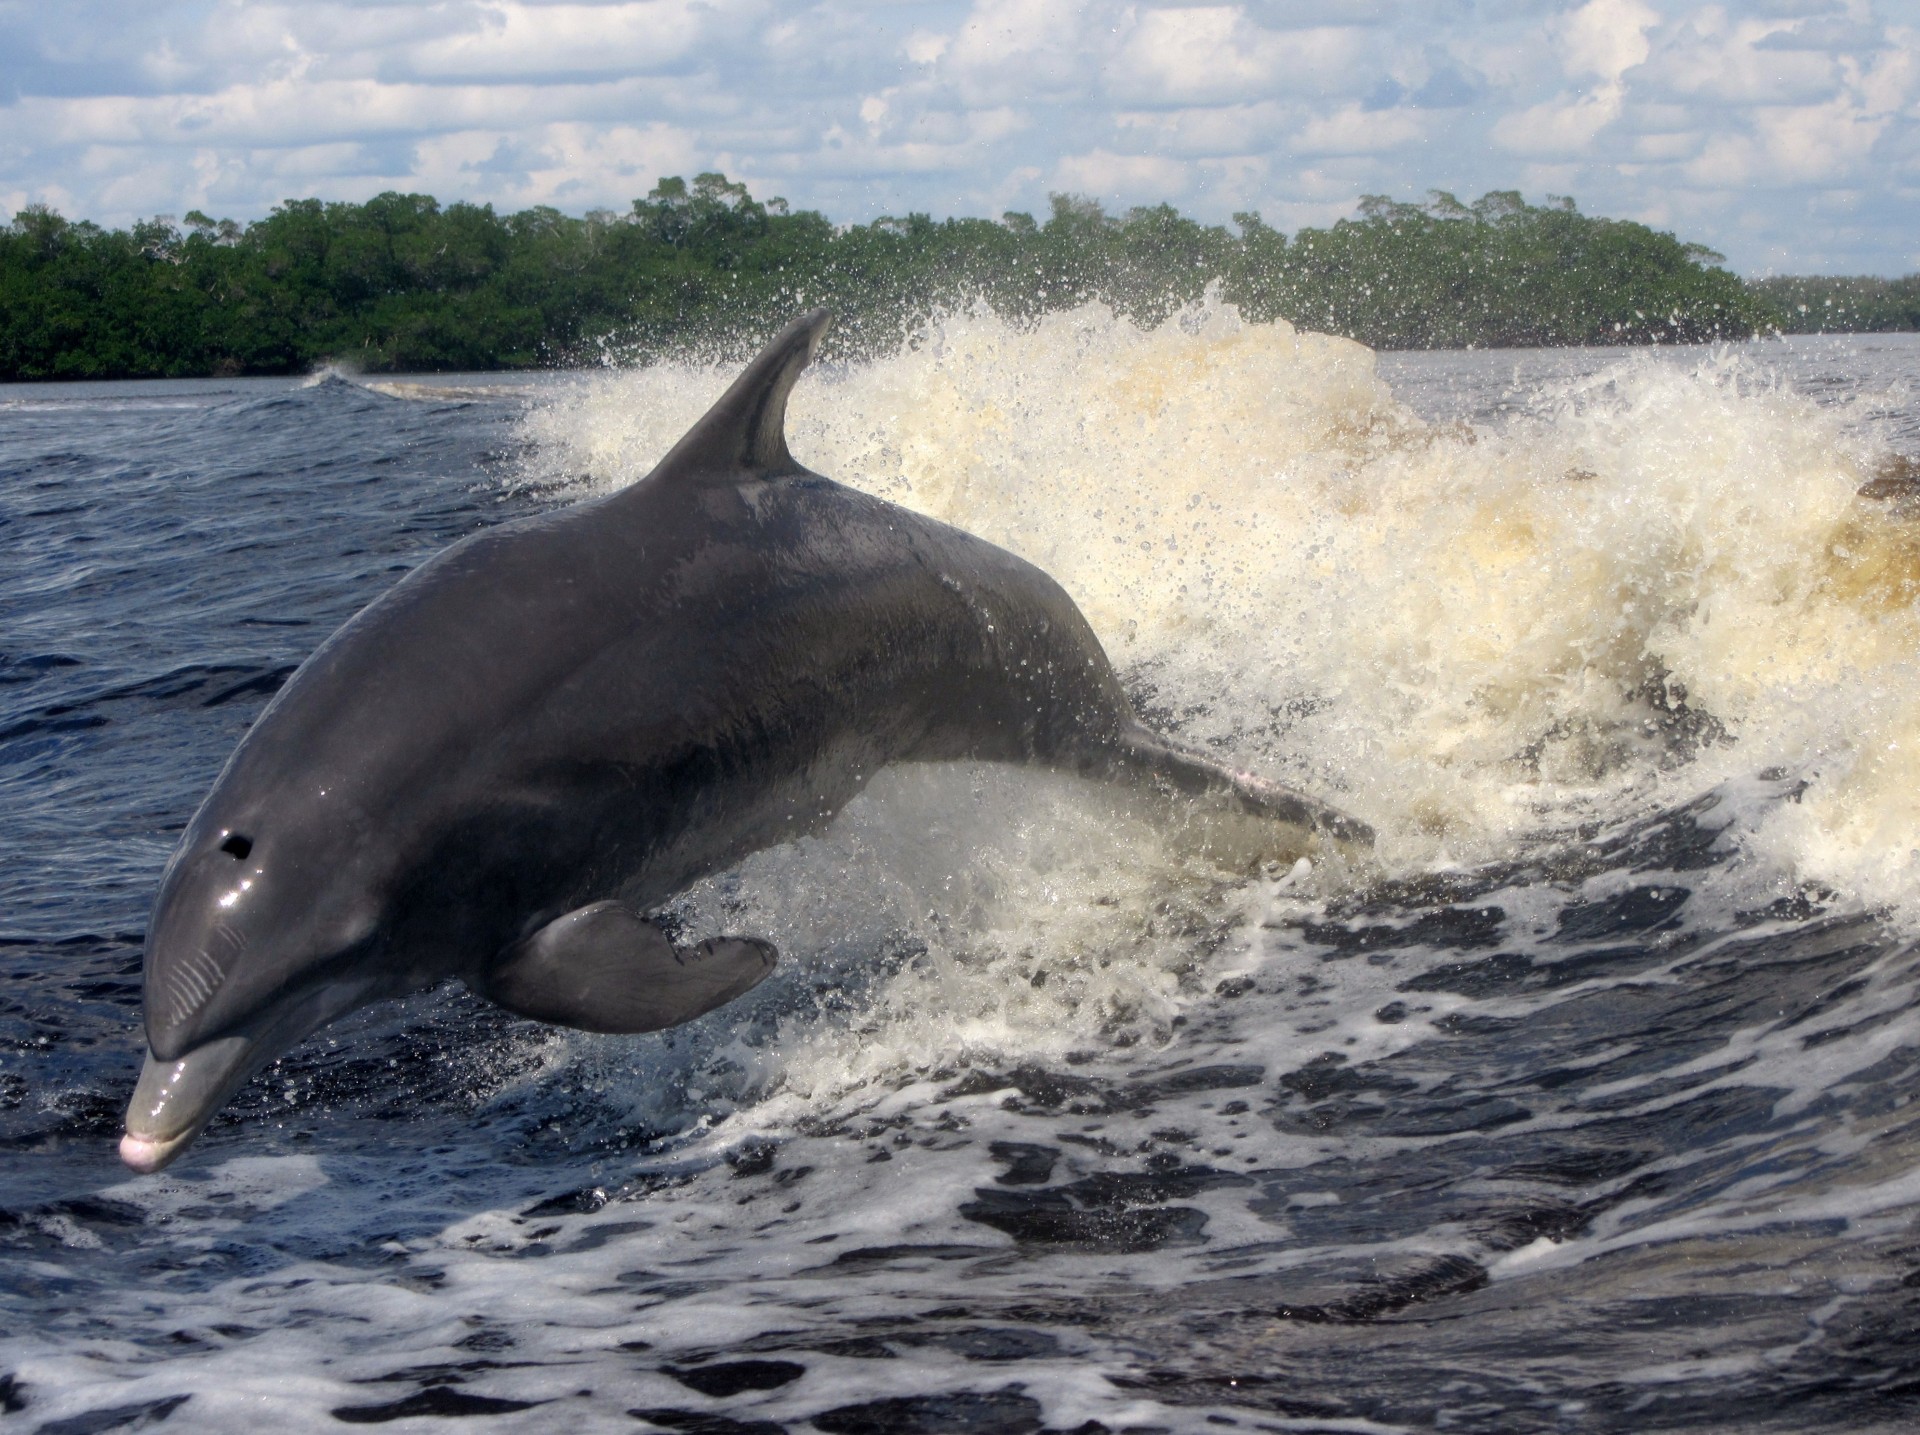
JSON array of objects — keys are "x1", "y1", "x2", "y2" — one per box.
[
  {"x1": 1108, "y1": 10, "x2": 1367, "y2": 105},
  {"x1": 399, "y1": 2, "x2": 730, "y2": 82},
  {"x1": 1559, "y1": 0, "x2": 1660, "y2": 81},
  {"x1": 0, "y1": 0, "x2": 1912, "y2": 273}
]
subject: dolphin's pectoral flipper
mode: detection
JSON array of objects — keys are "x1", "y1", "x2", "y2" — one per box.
[
  {"x1": 1107, "y1": 726, "x2": 1375, "y2": 848},
  {"x1": 479, "y1": 902, "x2": 779, "y2": 1033}
]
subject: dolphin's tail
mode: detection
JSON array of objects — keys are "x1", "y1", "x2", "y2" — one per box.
[{"x1": 1097, "y1": 725, "x2": 1374, "y2": 849}]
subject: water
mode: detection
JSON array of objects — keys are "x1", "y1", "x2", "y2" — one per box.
[{"x1": 4, "y1": 311, "x2": 1920, "y2": 1433}]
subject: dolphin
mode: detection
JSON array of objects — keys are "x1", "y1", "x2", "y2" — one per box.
[{"x1": 120, "y1": 309, "x2": 1370, "y2": 1173}]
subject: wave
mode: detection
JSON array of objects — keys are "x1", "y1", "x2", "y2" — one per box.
[
  {"x1": 522, "y1": 297, "x2": 1920, "y2": 929},
  {"x1": 0, "y1": 660, "x2": 296, "y2": 745},
  {"x1": 300, "y1": 363, "x2": 542, "y2": 405}
]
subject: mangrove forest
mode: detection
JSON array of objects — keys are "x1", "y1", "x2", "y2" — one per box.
[{"x1": 0, "y1": 175, "x2": 1892, "y2": 381}]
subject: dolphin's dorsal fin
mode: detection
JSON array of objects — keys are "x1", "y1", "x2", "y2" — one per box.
[{"x1": 647, "y1": 309, "x2": 833, "y2": 483}]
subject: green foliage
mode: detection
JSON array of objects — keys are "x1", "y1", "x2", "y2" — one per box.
[
  {"x1": 1222, "y1": 190, "x2": 1774, "y2": 348},
  {"x1": 1748, "y1": 275, "x2": 1920, "y2": 334},
  {"x1": 0, "y1": 180, "x2": 1801, "y2": 381}
]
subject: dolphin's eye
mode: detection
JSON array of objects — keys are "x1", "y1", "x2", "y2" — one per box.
[{"x1": 220, "y1": 834, "x2": 253, "y2": 860}]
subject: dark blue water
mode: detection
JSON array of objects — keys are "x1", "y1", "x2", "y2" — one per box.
[{"x1": 4, "y1": 336, "x2": 1920, "y2": 1435}]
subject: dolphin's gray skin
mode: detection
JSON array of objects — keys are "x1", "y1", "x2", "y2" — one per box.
[{"x1": 121, "y1": 309, "x2": 1370, "y2": 1173}]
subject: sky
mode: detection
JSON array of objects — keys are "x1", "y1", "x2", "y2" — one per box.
[{"x1": 0, "y1": 0, "x2": 1915, "y2": 275}]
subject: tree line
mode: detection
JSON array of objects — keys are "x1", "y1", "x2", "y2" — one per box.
[
  {"x1": 0, "y1": 174, "x2": 1877, "y2": 382},
  {"x1": 1748, "y1": 274, "x2": 1920, "y2": 335}
]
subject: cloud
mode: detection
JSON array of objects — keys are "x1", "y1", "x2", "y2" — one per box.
[
  {"x1": 1493, "y1": 85, "x2": 1630, "y2": 155},
  {"x1": 404, "y1": 119, "x2": 702, "y2": 202},
  {"x1": 1410, "y1": 63, "x2": 1481, "y2": 108},
  {"x1": 0, "y1": 0, "x2": 1914, "y2": 274},
  {"x1": 1487, "y1": 0, "x2": 1658, "y2": 157},
  {"x1": 1558, "y1": 0, "x2": 1659, "y2": 81},
  {"x1": 16, "y1": 75, "x2": 700, "y2": 149},
  {"x1": 1108, "y1": 10, "x2": 1368, "y2": 105},
  {"x1": 1755, "y1": 14, "x2": 1886, "y2": 52},
  {"x1": 1113, "y1": 102, "x2": 1290, "y2": 158},
  {"x1": 941, "y1": 0, "x2": 1096, "y2": 105},
  {"x1": 1294, "y1": 103, "x2": 1426, "y2": 156},
  {"x1": 398, "y1": 2, "x2": 729, "y2": 82},
  {"x1": 1051, "y1": 147, "x2": 1194, "y2": 201},
  {"x1": 1685, "y1": 93, "x2": 1892, "y2": 186},
  {"x1": 1641, "y1": 9, "x2": 1845, "y2": 105}
]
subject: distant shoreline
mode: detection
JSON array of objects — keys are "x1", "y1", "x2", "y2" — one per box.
[
  {"x1": 11, "y1": 329, "x2": 1920, "y2": 397},
  {"x1": 4, "y1": 176, "x2": 1909, "y2": 383},
  {"x1": 1747, "y1": 275, "x2": 1920, "y2": 337}
]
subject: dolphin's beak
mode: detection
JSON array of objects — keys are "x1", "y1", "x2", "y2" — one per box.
[
  {"x1": 121, "y1": 978, "x2": 377, "y2": 1173},
  {"x1": 121, "y1": 1033, "x2": 264, "y2": 1173}
]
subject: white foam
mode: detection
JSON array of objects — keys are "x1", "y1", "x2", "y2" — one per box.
[
  {"x1": 523, "y1": 300, "x2": 1920, "y2": 921},
  {"x1": 498, "y1": 303, "x2": 1920, "y2": 1161}
]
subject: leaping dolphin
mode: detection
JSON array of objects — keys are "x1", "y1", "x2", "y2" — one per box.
[{"x1": 121, "y1": 310, "x2": 1370, "y2": 1173}]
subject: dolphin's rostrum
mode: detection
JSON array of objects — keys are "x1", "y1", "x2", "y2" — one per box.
[{"x1": 122, "y1": 310, "x2": 1371, "y2": 1173}]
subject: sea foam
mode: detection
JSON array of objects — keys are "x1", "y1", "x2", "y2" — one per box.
[{"x1": 524, "y1": 297, "x2": 1918, "y2": 924}]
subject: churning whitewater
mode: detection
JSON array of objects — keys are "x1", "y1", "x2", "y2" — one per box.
[{"x1": 3, "y1": 302, "x2": 1920, "y2": 1433}]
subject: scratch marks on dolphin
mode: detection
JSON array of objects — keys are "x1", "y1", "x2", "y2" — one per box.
[{"x1": 159, "y1": 939, "x2": 230, "y2": 1027}]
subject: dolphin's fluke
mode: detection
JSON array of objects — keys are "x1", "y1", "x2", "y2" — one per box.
[
  {"x1": 646, "y1": 308, "x2": 834, "y2": 483},
  {"x1": 480, "y1": 901, "x2": 779, "y2": 1033}
]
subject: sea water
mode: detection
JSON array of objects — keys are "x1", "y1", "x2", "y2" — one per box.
[{"x1": 3, "y1": 305, "x2": 1919, "y2": 1433}]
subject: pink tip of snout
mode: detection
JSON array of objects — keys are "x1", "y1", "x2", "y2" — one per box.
[{"x1": 119, "y1": 1132, "x2": 170, "y2": 1174}]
